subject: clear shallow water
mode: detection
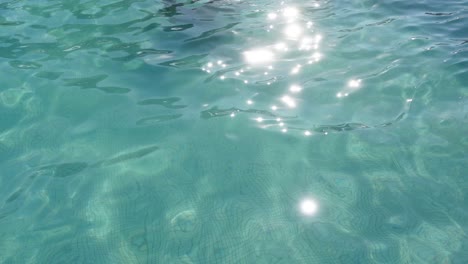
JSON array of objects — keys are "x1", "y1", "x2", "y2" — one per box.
[{"x1": 0, "y1": 0, "x2": 467, "y2": 263}]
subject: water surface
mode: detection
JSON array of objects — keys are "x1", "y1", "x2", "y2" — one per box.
[{"x1": 0, "y1": 0, "x2": 467, "y2": 263}]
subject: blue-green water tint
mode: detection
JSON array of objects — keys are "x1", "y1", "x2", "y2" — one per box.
[{"x1": 1, "y1": 0, "x2": 467, "y2": 263}]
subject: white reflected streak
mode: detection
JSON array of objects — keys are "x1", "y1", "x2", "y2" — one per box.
[
  {"x1": 289, "y1": 84, "x2": 302, "y2": 93},
  {"x1": 284, "y1": 24, "x2": 303, "y2": 39},
  {"x1": 315, "y1": 34, "x2": 322, "y2": 43},
  {"x1": 348, "y1": 79, "x2": 362, "y2": 88},
  {"x1": 281, "y1": 95, "x2": 296, "y2": 108},
  {"x1": 300, "y1": 198, "x2": 318, "y2": 216},
  {"x1": 312, "y1": 52, "x2": 322, "y2": 62},
  {"x1": 283, "y1": 7, "x2": 299, "y2": 19},
  {"x1": 290, "y1": 65, "x2": 301, "y2": 74},
  {"x1": 268, "y1": 13, "x2": 278, "y2": 20},
  {"x1": 274, "y1": 42, "x2": 288, "y2": 52},
  {"x1": 336, "y1": 92, "x2": 349, "y2": 98},
  {"x1": 244, "y1": 49, "x2": 275, "y2": 65},
  {"x1": 299, "y1": 37, "x2": 313, "y2": 51}
]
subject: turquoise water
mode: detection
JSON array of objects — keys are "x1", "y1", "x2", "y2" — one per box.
[{"x1": 1, "y1": 0, "x2": 467, "y2": 263}]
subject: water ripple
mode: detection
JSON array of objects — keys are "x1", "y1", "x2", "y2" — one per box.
[{"x1": 0, "y1": 0, "x2": 467, "y2": 263}]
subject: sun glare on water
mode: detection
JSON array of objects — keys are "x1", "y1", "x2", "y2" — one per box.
[{"x1": 300, "y1": 199, "x2": 319, "y2": 216}]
